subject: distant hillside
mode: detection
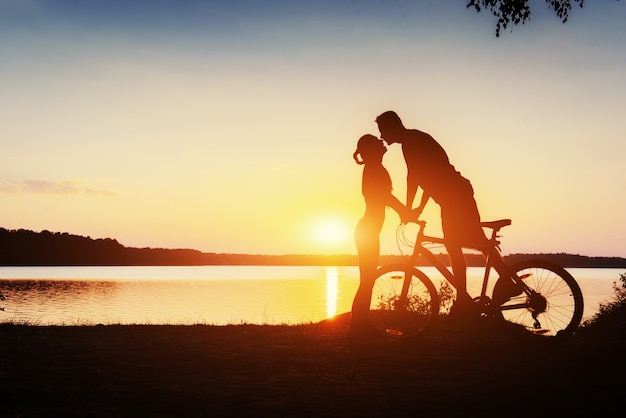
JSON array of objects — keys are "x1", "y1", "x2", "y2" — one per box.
[{"x1": 1, "y1": 227, "x2": 625, "y2": 268}]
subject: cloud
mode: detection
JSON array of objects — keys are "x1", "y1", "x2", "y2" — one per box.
[{"x1": 0, "y1": 179, "x2": 117, "y2": 197}]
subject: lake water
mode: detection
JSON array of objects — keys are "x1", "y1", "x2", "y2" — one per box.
[{"x1": 0, "y1": 266, "x2": 623, "y2": 326}]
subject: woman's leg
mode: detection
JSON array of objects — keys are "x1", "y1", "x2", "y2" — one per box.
[{"x1": 351, "y1": 220, "x2": 380, "y2": 330}]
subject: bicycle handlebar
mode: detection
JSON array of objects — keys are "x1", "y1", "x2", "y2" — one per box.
[
  {"x1": 407, "y1": 219, "x2": 427, "y2": 228},
  {"x1": 399, "y1": 220, "x2": 445, "y2": 246}
]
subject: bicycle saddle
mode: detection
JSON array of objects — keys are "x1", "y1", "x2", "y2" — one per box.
[{"x1": 480, "y1": 219, "x2": 512, "y2": 230}]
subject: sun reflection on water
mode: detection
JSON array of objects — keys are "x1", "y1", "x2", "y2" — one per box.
[{"x1": 325, "y1": 267, "x2": 339, "y2": 318}]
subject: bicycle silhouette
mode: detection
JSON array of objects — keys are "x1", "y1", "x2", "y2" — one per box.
[{"x1": 369, "y1": 219, "x2": 584, "y2": 341}]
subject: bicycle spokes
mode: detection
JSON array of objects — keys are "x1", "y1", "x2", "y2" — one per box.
[
  {"x1": 370, "y1": 265, "x2": 439, "y2": 339},
  {"x1": 495, "y1": 261, "x2": 583, "y2": 339}
]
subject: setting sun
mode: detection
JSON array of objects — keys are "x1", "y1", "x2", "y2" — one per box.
[{"x1": 312, "y1": 218, "x2": 350, "y2": 247}]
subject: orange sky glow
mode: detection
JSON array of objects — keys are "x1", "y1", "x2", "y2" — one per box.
[{"x1": 1, "y1": 1, "x2": 625, "y2": 257}]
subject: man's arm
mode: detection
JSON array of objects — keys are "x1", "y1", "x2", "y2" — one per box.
[
  {"x1": 406, "y1": 170, "x2": 418, "y2": 209},
  {"x1": 413, "y1": 191, "x2": 429, "y2": 220},
  {"x1": 406, "y1": 165, "x2": 430, "y2": 220}
]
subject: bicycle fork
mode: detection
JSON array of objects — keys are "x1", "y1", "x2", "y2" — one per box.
[{"x1": 398, "y1": 255, "x2": 418, "y2": 307}]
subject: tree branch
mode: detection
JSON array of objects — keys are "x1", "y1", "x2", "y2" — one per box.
[{"x1": 467, "y1": 0, "x2": 584, "y2": 37}]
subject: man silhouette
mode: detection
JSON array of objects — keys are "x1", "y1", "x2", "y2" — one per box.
[{"x1": 375, "y1": 111, "x2": 488, "y2": 314}]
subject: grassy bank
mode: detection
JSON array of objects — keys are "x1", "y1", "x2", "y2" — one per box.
[
  {"x1": 1, "y1": 307, "x2": 624, "y2": 417},
  {"x1": 2, "y1": 274, "x2": 625, "y2": 417}
]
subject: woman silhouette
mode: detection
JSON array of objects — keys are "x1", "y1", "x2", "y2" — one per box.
[{"x1": 350, "y1": 134, "x2": 406, "y2": 341}]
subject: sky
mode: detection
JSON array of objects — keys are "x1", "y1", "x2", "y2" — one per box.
[{"x1": 1, "y1": 0, "x2": 625, "y2": 257}]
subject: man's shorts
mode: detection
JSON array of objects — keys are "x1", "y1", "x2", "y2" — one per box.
[{"x1": 439, "y1": 177, "x2": 487, "y2": 248}]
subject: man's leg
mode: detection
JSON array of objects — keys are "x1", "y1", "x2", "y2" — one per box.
[
  {"x1": 489, "y1": 249, "x2": 524, "y2": 304},
  {"x1": 441, "y1": 183, "x2": 485, "y2": 314},
  {"x1": 446, "y1": 243, "x2": 472, "y2": 306}
]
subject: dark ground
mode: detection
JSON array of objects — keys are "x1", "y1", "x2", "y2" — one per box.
[{"x1": 1, "y1": 312, "x2": 624, "y2": 417}]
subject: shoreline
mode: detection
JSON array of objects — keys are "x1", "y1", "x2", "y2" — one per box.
[{"x1": 1, "y1": 313, "x2": 624, "y2": 417}]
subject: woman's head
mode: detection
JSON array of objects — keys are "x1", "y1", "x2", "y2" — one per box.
[{"x1": 353, "y1": 134, "x2": 386, "y2": 165}]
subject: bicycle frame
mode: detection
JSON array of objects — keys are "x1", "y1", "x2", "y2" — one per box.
[
  {"x1": 402, "y1": 220, "x2": 523, "y2": 305},
  {"x1": 371, "y1": 220, "x2": 584, "y2": 339}
]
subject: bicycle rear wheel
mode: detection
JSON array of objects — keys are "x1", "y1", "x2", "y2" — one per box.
[
  {"x1": 494, "y1": 260, "x2": 583, "y2": 340},
  {"x1": 369, "y1": 264, "x2": 439, "y2": 339}
]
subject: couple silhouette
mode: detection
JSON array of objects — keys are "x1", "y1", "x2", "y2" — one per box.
[{"x1": 350, "y1": 111, "x2": 499, "y2": 341}]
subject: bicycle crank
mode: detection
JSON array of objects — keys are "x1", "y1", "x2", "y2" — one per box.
[
  {"x1": 528, "y1": 292, "x2": 548, "y2": 329},
  {"x1": 472, "y1": 296, "x2": 494, "y2": 317}
]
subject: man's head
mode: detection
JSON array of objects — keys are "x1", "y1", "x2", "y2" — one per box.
[{"x1": 375, "y1": 111, "x2": 405, "y2": 145}]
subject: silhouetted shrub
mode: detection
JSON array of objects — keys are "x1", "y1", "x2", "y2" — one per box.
[{"x1": 582, "y1": 272, "x2": 626, "y2": 328}]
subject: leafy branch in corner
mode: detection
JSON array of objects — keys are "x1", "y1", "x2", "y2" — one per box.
[{"x1": 467, "y1": 0, "x2": 585, "y2": 37}]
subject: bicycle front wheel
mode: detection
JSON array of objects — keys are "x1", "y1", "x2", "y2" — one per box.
[
  {"x1": 494, "y1": 260, "x2": 584, "y2": 339},
  {"x1": 370, "y1": 264, "x2": 439, "y2": 339}
]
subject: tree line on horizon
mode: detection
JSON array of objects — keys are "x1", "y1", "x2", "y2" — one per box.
[{"x1": 1, "y1": 227, "x2": 625, "y2": 268}]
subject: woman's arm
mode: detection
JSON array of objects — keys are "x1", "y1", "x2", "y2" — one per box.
[{"x1": 386, "y1": 194, "x2": 408, "y2": 222}]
